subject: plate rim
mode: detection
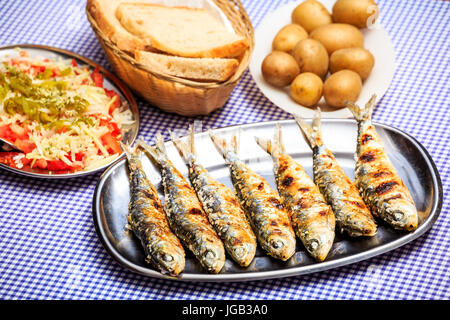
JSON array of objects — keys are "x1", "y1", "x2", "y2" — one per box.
[
  {"x1": 92, "y1": 119, "x2": 443, "y2": 282},
  {"x1": 0, "y1": 43, "x2": 140, "y2": 179}
]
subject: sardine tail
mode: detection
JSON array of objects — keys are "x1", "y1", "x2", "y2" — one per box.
[
  {"x1": 294, "y1": 109, "x2": 323, "y2": 149},
  {"x1": 209, "y1": 130, "x2": 239, "y2": 160},
  {"x1": 254, "y1": 137, "x2": 273, "y2": 155},
  {"x1": 275, "y1": 122, "x2": 286, "y2": 154},
  {"x1": 121, "y1": 142, "x2": 143, "y2": 171},
  {"x1": 137, "y1": 133, "x2": 167, "y2": 165},
  {"x1": 120, "y1": 142, "x2": 134, "y2": 161},
  {"x1": 170, "y1": 125, "x2": 195, "y2": 163},
  {"x1": 254, "y1": 123, "x2": 285, "y2": 157},
  {"x1": 346, "y1": 94, "x2": 377, "y2": 121}
]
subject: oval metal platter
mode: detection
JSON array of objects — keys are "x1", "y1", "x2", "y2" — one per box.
[
  {"x1": 0, "y1": 44, "x2": 139, "y2": 179},
  {"x1": 92, "y1": 119, "x2": 442, "y2": 282}
]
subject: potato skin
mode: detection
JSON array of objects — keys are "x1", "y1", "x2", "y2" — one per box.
[
  {"x1": 332, "y1": 0, "x2": 379, "y2": 29},
  {"x1": 290, "y1": 72, "x2": 323, "y2": 107},
  {"x1": 330, "y1": 48, "x2": 375, "y2": 80},
  {"x1": 323, "y1": 70, "x2": 362, "y2": 108},
  {"x1": 310, "y1": 23, "x2": 364, "y2": 55},
  {"x1": 261, "y1": 51, "x2": 300, "y2": 87},
  {"x1": 272, "y1": 24, "x2": 308, "y2": 53},
  {"x1": 293, "y1": 39, "x2": 329, "y2": 79},
  {"x1": 291, "y1": 0, "x2": 332, "y2": 33}
]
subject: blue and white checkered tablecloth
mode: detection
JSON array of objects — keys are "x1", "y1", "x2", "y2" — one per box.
[{"x1": 0, "y1": 0, "x2": 449, "y2": 300}]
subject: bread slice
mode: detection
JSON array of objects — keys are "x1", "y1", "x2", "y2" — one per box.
[
  {"x1": 86, "y1": 0, "x2": 150, "y2": 52},
  {"x1": 116, "y1": 3, "x2": 249, "y2": 58},
  {"x1": 135, "y1": 51, "x2": 239, "y2": 82}
]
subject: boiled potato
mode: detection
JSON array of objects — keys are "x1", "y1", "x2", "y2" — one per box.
[
  {"x1": 330, "y1": 48, "x2": 375, "y2": 80},
  {"x1": 291, "y1": 0, "x2": 332, "y2": 33},
  {"x1": 332, "y1": 0, "x2": 379, "y2": 29},
  {"x1": 292, "y1": 39, "x2": 329, "y2": 79},
  {"x1": 310, "y1": 23, "x2": 364, "y2": 55},
  {"x1": 272, "y1": 24, "x2": 308, "y2": 53},
  {"x1": 323, "y1": 70, "x2": 362, "y2": 108},
  {"x1": 261, "y1": 51, "x2": 300, "y2": 87},
  {"x1": 290, "y1": 72, "x2": 323, "y2": 107}
]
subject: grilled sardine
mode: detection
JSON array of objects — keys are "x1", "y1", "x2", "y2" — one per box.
[
  {"x1": 256, "y1": 124, "x2": 335, "y2": 261},
  {"x1": 138, "y1": 135, "x2": 225, "y2": 273},
  {"x1": 123, "y1": 144, "x2": 185, "y2": 276},
  {"x1": 347, "y1": 95, "x2": 418, "y2": 231},
  {"x1": 209, "y1": 130, "x2": 296, "y2": 261},
  {"x1": 295, "y1": 110, "x2": 377, "y2": 237},
  {"x1": 170, "y1": 126, "x2": 257, "y2": 267}
]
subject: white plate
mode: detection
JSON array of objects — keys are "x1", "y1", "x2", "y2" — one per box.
[{"x1": 249, "y1": 0, "x2": 395, "y2": 118}]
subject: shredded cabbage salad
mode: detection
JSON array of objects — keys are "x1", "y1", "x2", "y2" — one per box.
[{"x1": 0, "y1": 49, "x2": 134, "y2": 174}]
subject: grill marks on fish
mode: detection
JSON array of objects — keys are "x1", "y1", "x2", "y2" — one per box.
[
  {"x1": 361, "y1": 134, "x2": 373, "y2": 145},
  {"x1": 170, "y1": 126, "x2": 257, "y2": 267},
  {"x1": 295, "y1": 111, "x2": 377, "y2": 238},
  {"x1": 375, "y1": 181, "x2": 398, "y2": 195},
  {"x1": 123, "y1": 144, "x2": 185, "y2": 276},
  {"x1": 281, "y1": 176, "x2": 294, "y2": 187},
  {"x1": 347, "y1": 95, "x2": 418, "y2": 231},
  {"x1": 313, "y1": 147, "x2": 377, "y2": 237},
  {"x1": 210, "y1": 131, "x2": 296, "y2": 261},
  {"x1": 255, "y1": 125, "x2": 335, "y2": 261},
  {"x1": 138, "y1": 137, "x2": 226, "y2": 273},
  {"x1": 360, "y1": 151, "x2": 377, "y2": 163}
]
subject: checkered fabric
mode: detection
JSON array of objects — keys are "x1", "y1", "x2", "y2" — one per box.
[{"x1": 0, "y1": 0, "x2": 449, "y2": 300}]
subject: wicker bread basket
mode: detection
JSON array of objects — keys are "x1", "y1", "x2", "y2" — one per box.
[{"x1": 86, "y1": 0, "x2": 254, "y2": 116}]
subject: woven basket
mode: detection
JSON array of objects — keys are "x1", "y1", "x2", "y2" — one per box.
[{"x1": 86, "y1": 0, "x2": 254, "y2": 116}]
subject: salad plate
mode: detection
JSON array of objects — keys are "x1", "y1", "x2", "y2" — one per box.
[{"x1": 0, "y1": 44, "x2": 139, "y2": 178}]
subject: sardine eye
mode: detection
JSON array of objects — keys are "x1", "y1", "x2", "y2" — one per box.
[
  {"x1": 204, "y1": 250, "x2": 216, "y2": 260},
  {"x1": 233, "y1": 247, "x2": 245, "y2": 257},
  {"x1": 307, "y1": 239, "x2": 319, "y2": 251},
  {"x1": 393, "y1": 211, "x2": 404, "y2": 222},
  {"x1": 163, "y1": 254, "x2": 174, "y2": 262},
  {"x1": 270, "y1": 240, "x2": 284, "y2": 249}
]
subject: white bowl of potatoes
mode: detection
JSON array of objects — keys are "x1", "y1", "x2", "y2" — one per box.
[{"x1": 249, "y1": 0, "x2": 395, "y2": 118}]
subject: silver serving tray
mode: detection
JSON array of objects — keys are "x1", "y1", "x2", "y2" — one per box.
[
  {"x1": 92, "y1": 119, "x2": 442, "y2": 281},
  {"x1": 0, "y1": 44, "x2": 139, "y2": 179}
]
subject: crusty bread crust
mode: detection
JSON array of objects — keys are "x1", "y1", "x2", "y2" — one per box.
[
  {"x1": 86, "y1": 0, "x2": 148, "y2": 52},
  {"x1": 116, "y1": 3, "x2": 249, "y2": 58},
  {"x1": 148, "y1": 36, "x2": 249, "y2": 59},
  {"x1": 135, "y1": 51, "x2": 239, "y2": 82}
]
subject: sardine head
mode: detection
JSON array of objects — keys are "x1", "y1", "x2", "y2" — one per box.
[
  {"x1": 232, "y1": 242, "x2": 257, "y2": 267},
  {"x1": 385, "y1": 205, "x2": 418, "y2": 231},
  {"x1": 201, "y1": 248, "x2": 225, "y2": 273},
  {"x1": 304, "y1": 228, "x2": 335, "y2": 262},
  {"x1": 155, "y1": 252, "x2": 185, "y2": 276},
  {"x1": 267, "y1": 235, "x2": 296, "y2": 261}
]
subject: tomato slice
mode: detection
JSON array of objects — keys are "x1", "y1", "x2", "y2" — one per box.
[
  {"x1": 99, "y1": 118, "x2": 121, "y2": 137},
  {"x1": 104, "y1": 89, "x2": 121, "y2": 115},
  {"x1": 30, "y1": 65, "x2": 46, "y2": 74},
  {"x1": 9, "y1": 123, "x2": 28, "y2": 140},
  {"x1": 14, "y1": 139, "x2": 36, "y2": 153},
  {"x1": 51, "y1": 68, "x2": 60, "y2": 77},
  {"x1": 91, "y1": 67, "x2": 103, "y2": 88},
  {"x1": 34, "y1": 159, "x2": 48, "y2": 169},
  {"x1": 47, "y1": 159, "x2": 71, "y2": 171},
  {"x1": 100, "y1": 132, "x2": 121, "y2": 154}
]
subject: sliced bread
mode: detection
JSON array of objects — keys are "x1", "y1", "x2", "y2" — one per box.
[
  {"x1": 86, "y1": 0, "x2": 150, "y2": 52},
  {"x1": 116, "y1": 3, "x2": 249, "y2": 58},
  {"x1": 135, "y1": 51, "x2": 239, "y2": 82}
]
